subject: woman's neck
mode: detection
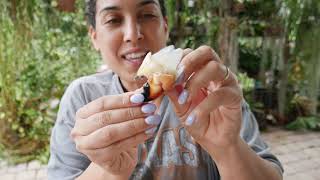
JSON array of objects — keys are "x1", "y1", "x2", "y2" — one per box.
[{"x1": 119, "y1": 77, "x2": 145, "y2": 92}]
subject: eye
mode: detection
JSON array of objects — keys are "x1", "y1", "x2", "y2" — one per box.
[
  {"x1": 140, "y1": 13, "x2": 157, "y2": 20},
  {"x1": 104, "y1": 17, "x2": 122, "y2": 25},
  {"x1": 142, "y1": 14, "x2": 156, "y2": 18},
  {"x1": 102, "y1": 15, "x2": 123, "y2": 25}
]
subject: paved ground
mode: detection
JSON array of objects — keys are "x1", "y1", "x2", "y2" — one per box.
[
  {"x1": 0, "y1": 160, "x2": 47, "y2": 180},
  {"x1": 262, "y1": 127, "x2": 320, "y2": 180},
  {"x1": 0, "y1": 127, "x2": 319, "y2": 180}
]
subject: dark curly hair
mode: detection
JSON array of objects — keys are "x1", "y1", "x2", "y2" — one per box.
[{"x1": 85, "y1": 0, "x2": 166, "y2": 28}]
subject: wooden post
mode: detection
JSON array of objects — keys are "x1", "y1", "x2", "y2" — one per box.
[
  {"x1": 218, "y1": 0, "x2": 239, "y2": 73},
  {"x1": 277, "y1": 36, "x2": 289, "y2": 124}
]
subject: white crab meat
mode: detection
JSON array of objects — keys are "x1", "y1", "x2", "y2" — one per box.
[
  {"x1": 136, "y1": 45, "x2": 183, "y2": 79},
  {"x1": 136, "y1": 45, "x2": 184, "y2": 101}
]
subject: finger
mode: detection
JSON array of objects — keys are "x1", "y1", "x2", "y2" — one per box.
[
  {"x1": 177, "y1": 46, "x2": 220, "y2": 83},
  {"x1": 193, "y1": 87, "x2": 242, "y2": 116},
  {"x1": 76, "y1": 90, "x2": 144, "y2": 119},
  {"x1": 82, "y1": 131, "x2": 150, "y2": 165},
  {"x1": 165, "y1": 84, "x2": 205, "y2": 118},
  {"x1": 182, "y1": 48, "x2": 193, "y2": 58},
  {"x1": 165, "y1": 85, "x2": 183, "y2": 106},
  {"x1": 182, "y1": 87, "x2": 242, "y2": 138},
  {"x1": 73, "y1": 103, "x2": 157, "y2": 135},
  {"x1": 185, "y1": 61, "x2": 237, "y2": 99},
  {"x1": 165, "y1": 85, "x2": 187, "y2": 117},
  {"x1": 75, "y1": 115, "x2": 161, "y2": 149},
  {"x1": 176, "y1": 48, "x2": 193, "y2": 84}
]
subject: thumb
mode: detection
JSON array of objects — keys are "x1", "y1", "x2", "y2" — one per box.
[
  {"x1": 165, "y1": 84, "x2": 187, "y2": 115},
  {"x1": 165, "y1": 85, "x2": 208, "y2": 121},
  {"x1": 165, "y1": 84, "x2": 183, "y2": 103}
]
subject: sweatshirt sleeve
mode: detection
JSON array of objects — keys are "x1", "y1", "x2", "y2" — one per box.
[
  {"x1": 47, "y1": 79, "x2": 91, "y2": 180},
  {"x1": 240, "y1": 101, "x2": 284, "y2": 176}
]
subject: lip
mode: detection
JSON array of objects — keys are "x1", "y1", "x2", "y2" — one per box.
[
  {"x1": 120, "y1": 47, "x2": 149, "y2": 69},
  {"x1": 121, "y1": 47, "x2": 149, "y2": 57},
  {"x1": 121, "y1": 47, "x2": 149, "y2": 70}
]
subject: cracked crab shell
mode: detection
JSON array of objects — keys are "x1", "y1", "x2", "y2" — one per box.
[{"x1": 136, "y1": 46, "x2": 184, "y2": 79}]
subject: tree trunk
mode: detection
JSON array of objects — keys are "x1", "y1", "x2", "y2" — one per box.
[
  {"x1": 218, "y1": 0, "x2": 239, "y2": 73},
  {"x1": 277, "y1": 37, "x2": 289, "y2": 123},
  {"x1": 307, "y1": 28, "x2": 320, "y2": 115},
  {"x1": 9, "y1": 0, "x2": 17, "y2": 21}
]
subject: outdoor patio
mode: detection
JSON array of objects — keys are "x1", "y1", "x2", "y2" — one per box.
[{"x1": 0, "y1": 127, "x2": 319, "y2": 180}]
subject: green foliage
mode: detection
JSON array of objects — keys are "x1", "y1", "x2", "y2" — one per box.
[
  {"x1": 238, "y1": 37, "x2": 263, "y2": 76},
  {"x1": 1, "y1": 0, "x2": 319, "y2": 164},
  {"x1": 0, "y1": 0, "x2": 99, "y2": 163},
  {"x1": 165, "y1": 1, "x2": 220, "y2": 49},
  {"x1": 287, "y1": 94, "x2": 315, "y2": 117},
  {"x1": 237, "y1": 72, "x2": 264, "y2": 112},
  {"x1": 286, "y1": 116, "x2": 320, "y2": 131},
  {"x1": 284, "y1": 0, "x2": 320, "y2": 115},
  {"x1": 238, "y1": 72, "x2": 255, "y2": 92}
]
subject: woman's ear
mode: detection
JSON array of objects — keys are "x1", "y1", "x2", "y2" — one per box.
[{"x1": 88, "y1": 26, "x2": 100, "y2": 51}]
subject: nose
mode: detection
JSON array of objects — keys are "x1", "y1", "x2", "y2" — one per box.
[{"x1": 123, "y1": 19, "x2": 144, "y2": 44}]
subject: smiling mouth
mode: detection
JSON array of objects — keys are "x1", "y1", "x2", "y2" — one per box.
[{"x1": 122, "y1": 52, "x2": 148, "y2": 61}]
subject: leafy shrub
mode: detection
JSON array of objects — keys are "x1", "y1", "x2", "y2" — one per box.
[
  {"x1": 286, "y1": 116, "x2": 320, "y2": 131},
  {"x1": 0, "y1": 1, "x2": 99, "y2": 163}
]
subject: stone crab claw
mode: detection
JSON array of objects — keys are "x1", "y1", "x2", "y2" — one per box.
[{"x1": 135, "y1": 46, "x2": 183, "y2": 102}]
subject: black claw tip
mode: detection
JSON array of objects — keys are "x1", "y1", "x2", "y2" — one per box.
[{"x1": 142, "y1": 82, "x2": 152, "y2": 102}]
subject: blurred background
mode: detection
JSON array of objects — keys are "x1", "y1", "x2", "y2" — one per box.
[{"x1": 0, "y1": 0, "x2": 320, "y2": 179}]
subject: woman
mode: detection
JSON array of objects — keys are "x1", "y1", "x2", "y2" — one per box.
[{"x1": 48, "y1": 0, "x2": 283, "y2": 179}]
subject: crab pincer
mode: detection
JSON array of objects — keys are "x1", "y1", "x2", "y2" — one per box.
[{"x1": 135, "y1": 46, "x2": 183, "y2": 102}]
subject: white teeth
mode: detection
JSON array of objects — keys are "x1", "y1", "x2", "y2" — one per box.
[{"x1": 125, "y1": 52, "x2": 147, "y2": 60}]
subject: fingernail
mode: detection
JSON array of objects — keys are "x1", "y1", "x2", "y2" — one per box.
[
  {"x1": 185, "y1": 113, "x2": 196, "y2": 126},
  {"x1": 145, "y1": 115, "x2": 161, "y2": 125},
  {"x1": 175, "y1": 66, "x2": 185, "y2": 84},
  {"x1": 141, "y1": 103, "x2": 157, "y2": 114},
  {"x1": 145, "y1": 127, "x2": 157, "y2": 135},
  {"x1": 178, "y1": 89, "x2": 189, "y2": 105},
  {"x1": 130, "y1": 94, "x2": 144, "y2": 104},
  {"x1": 177, "y1": 63, "x2": 184, "y2": 72}
]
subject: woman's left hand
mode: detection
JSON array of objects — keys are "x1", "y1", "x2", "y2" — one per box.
[{"x1": 166, "y1": 45, "x2": 243, "y2": 157}]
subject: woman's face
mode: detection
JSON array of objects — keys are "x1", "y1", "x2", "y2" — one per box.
[{"x1": 90, "y1": 0, "x2": 168, "y2": 91}]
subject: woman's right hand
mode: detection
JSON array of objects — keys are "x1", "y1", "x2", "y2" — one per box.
[{"x1": 70, "y1": 92, "x2": 161, "y2": 177}]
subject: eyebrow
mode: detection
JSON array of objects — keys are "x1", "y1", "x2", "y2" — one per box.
[
  {"x1": 99, "y1": 6, "x2": 120, "y2": 15},
  {"x1": 138, "y1": 0, "x2": 159, "y2": 8},
  {"x1": 99, "y1": 0, "x2": 159, "y2": 15}
]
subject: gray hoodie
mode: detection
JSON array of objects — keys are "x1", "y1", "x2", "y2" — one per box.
[{"x1": 48, "y1": 70, "x2": 283, "y2": 180}]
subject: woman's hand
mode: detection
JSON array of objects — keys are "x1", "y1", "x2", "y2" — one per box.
[
  {"x1": 70, "y1": 92, "x2": 160, "y2": 177},
  {"x1": 166, "y1": 45, "x2": 243, "y2": 157}
]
